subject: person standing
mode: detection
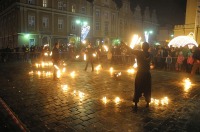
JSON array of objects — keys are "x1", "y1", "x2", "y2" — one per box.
[
  {"x1": 165, "y1": 54, "x2": 172, "y2": 71},
  {"x1": 52, "y1": 43, "x2": 60, "y2": 80},
  {"x1": 121, "y1": 42, "x2": 152, "y2": 111},
  {"x1": 84, "y1": 43, "x2": 94, "y2": 72},
  {"x1": 191, "y1": 45, "x2": 200, "y2": 76}
]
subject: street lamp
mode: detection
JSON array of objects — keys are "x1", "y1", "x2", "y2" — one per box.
[
  {"x1": 144, "y1": 30, "x2": 153, "y2": 43},
  {"x1": 76, "y1": 20, "x2": 88, "y2": 43}
]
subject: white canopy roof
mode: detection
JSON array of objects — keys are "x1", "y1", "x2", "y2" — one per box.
[{"x1": 168, "y1": 36, "x2": 198, "y2": 48}]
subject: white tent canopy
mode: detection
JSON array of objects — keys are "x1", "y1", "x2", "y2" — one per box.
[{"x1": 168, "y1": 36, "x2": 198, "y2": 48}]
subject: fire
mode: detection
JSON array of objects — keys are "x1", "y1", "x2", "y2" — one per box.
[
  {"x1": 95, "y1": 65, "x2": 101, "y2": 71},
  {"x1": 183, "y1": 78, "x2": 192, "y2": 92},
  {"x1": 93, "y1": 53, "x2": 97, "y2": 57},
  {"x1": 84, "y1": 54, "x2": 86, "y2": 60},
  {"x1": 76, "y1": 55, "x2": 80, "y2": 59},
  {"x1": 57, "y1": 70, "x2": 61, "y2": 78},
  {"x1": 133, "y1": 59, "x2": 138, "y2": 68},
  {"x1": 103, "y1": 45, "x2": 108, "y2": 52},
  {"x1": 70, "y1": 71, "x2": 75, "y2": 78},
  {"x1": 102, "y1": 97, "x2": 107, "y2": 104},
  {"x1": 114, "y1": 97, "x2": 120, "y2": 104},
  {"x1": 109, "y1": 67, "x2": 114, "y2": 74},
  {"x1": 150, "y1": 97, "x2": 169, "y2": 106},
  {"x1": 78, "y1": 91, "x2": 85, "y2": 101},
  {"x1": 130, "y1": 34, "x2": 141, "y2": 49},
  {"x1": 29, "y1": 71, "x2": 33, "y2": 75},
  {"x1": 127, "y1": 68, "x2": 135, "y2": 74},
  {"x1": 62, "y1": 68, "x2": 66, "y2": 73},
  {"x1": 61, "y1": 85, "x2": 68, "y2": 92}
]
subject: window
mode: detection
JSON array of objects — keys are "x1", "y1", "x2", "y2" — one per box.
[
  {"x1": 58, "y1": 19, "x2": 63, "y2": 29},
  {"x1": 28, "y1": 15, "x2": 35, "y2": 27},
  {"x1": 95, "y1": 22, "x2": 100, "y2": 31},
  {"x1": 81, "y1": 7, "x2": 86, "y2": 14},
  {"x1": 72, "y1": 5, "x2": 76, "y2": 13},
  {"x1": 27, "y1": 0, "x2": 35, "y2": 4},
  {"x1": 104, "y1": 21, "x2": 109, "y2": 35},
  {"x1": 58, "y1": 1, "x2": 63, "y2": 10},
  {"x1": 105, "y1": 12, "x2": 109, "y2": 19},
  {"x1": 111, "y1": 13, "x2": 115, "y2": 21},
  {"x1": 96, "y1": 10, "x2": 100, "y2": 18},
  {"x1": 71, "y1": 22, "x2": 75, "y2": 30},
  {"x1": 43, "y1": 0, "x2": 47, "y2": 7},
  {"x1": 42, "y1": 17, "x2": 48, "y2": 28},
  {"x1": 104, "y1": 0, "x2": 109, "y2": 5}
]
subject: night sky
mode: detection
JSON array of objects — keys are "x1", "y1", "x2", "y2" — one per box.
[
  {"x1": 130, "y1": 0, "x2": 187, "y2": 26},
  {"x1": 87, "y1": 0, "x2": 187, "y2": 26}
]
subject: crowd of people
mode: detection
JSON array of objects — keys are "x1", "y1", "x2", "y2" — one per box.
[{"x1": 0, "y1": 43, "x2": 200, "y2": 75}]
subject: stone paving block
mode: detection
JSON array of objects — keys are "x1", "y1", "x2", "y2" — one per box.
[{"x1": 1, "y1": 62, "x2": 200, "y2": 131}]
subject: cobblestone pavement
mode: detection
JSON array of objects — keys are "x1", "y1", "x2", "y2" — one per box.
[{"x1": 0, "y1": 61, "x2": 200, "y2": 132}]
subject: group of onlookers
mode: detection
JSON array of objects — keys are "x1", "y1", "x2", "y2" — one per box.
[{"x1": 1, "y1": 43, "x2": 200, "y2": 75}]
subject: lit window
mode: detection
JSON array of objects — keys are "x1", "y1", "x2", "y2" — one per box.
[
  {"x1": 28, "y1": 15, "x2": 35, "y2": 27},
  {"x1": 58, "y1": 19, "x2": 63, "y2": 29},
  {"x1": 72, "y1": 5, "x2": 76, "y2": 13},
  {"x1": 42, "y1": 17, "x2": 48, "y2": 28},
  {"x1": 43, "y1": 0, "x2": 47, "y2": 7}
]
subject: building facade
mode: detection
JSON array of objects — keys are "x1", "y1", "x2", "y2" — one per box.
[
  {"x1": 0, "y1": 0, "x2": 158, "y2": 49},
  {"x1": 174, "y1": 0, "x2": 200, "y2": 44}
]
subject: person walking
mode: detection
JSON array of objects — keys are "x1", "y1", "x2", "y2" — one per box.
[
  {"x1": 52, "y1": 43, "x2": 60, "y2": 80},
  {"x1": 84, "y1": 43, "x2": 94, "y2": 72},
  {"x1": 121, "y1": 42, "x2": 152, "y2": 111}
]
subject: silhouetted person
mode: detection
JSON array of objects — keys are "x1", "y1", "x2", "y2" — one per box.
[
  {"x1": 52, "y1": 43, "x2": 60, "y2": 80},
  {"x1": 191, "y1": 45, "x2": 200, "y2": 76},
  {"x1": 84, "y1": 44, "x2": 94, "y2": 71},
  {"x1": 122, "y1": 42, "x2": 152, "y2": 111}
]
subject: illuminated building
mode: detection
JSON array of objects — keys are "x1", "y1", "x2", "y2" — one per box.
[
  {"x1": 0, "y1": 0, "x2": 158, "y2": 49},
  {"x1": 174, "y1": 0, "x2": 200, "y2": 44}
]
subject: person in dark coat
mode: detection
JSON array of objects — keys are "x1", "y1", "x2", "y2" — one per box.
[
  {"x1": 191, "y1": 45, "x2": 200, "y2": 76},
  {"x1": 121, "y1": 42, "x2": 152, "y2": 111},
  {"x1": 52, "y1": 43, "x2": 60, "y2": 80},
  {"x1": 84, "y1": 43, "x2": 94, "y2": 71}
]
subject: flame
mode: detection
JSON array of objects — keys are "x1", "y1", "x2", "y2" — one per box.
[
  {"x1": 61, "y1": 85, "x2": 68, "y2": 92},
  {"x1": 127, "y1": 68, "x2": 135, "y2": 74},
  {"x1": 76, "y1": 55, "x2": 80, "y2": 59},
  {"x1": 110, "y1": 67, "x2": 114, "y2": 74},
  {"x1": 57, "y1": 70, "x2": 61, "y2": 78},
  {"x1": 62, "y1": 68, "x2": 66, "y2": 73},
  {"x1": 95, "y1": 65, "x2": 101, "y2": 71},
  {"x1": 183, "y1": 78, "x2": 192, "y2": 92},
  {"x1": 29, "y1": 71, "x2": 33, "y2": 75},
  {"x1": 150, "y1": 97, "x2": 169, "y2": 106},
  {"x1": 130, "y1": 34, "x2": 141, "y2": 49},
  {"x1": 84, "y1": 54, "x2": 86, "y2": 61},
  {"x1": 78, "y1": 91, "x2": 85, "y2": 101},
  {"x1": 54, "y1": 65, "x2": 59, "y2": 70},
  {"x1": 115, "y1": 97, "x2": 120, "y2": 104},
  {"x1": 103, "y1": 45, "x2": 108, "y2": 52},
  {"x1": 70, "y1": 71, "x2": 75, "y2": 78},
  {"x1": 102, "y1": 97, "x2": 107, "y2": 104},
  {"x1": 133, "y1": 59, "x2": 138, "y2": 68},
  {"x1": 93, "y1": 53, "x2": 97, "y2": 57}
]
